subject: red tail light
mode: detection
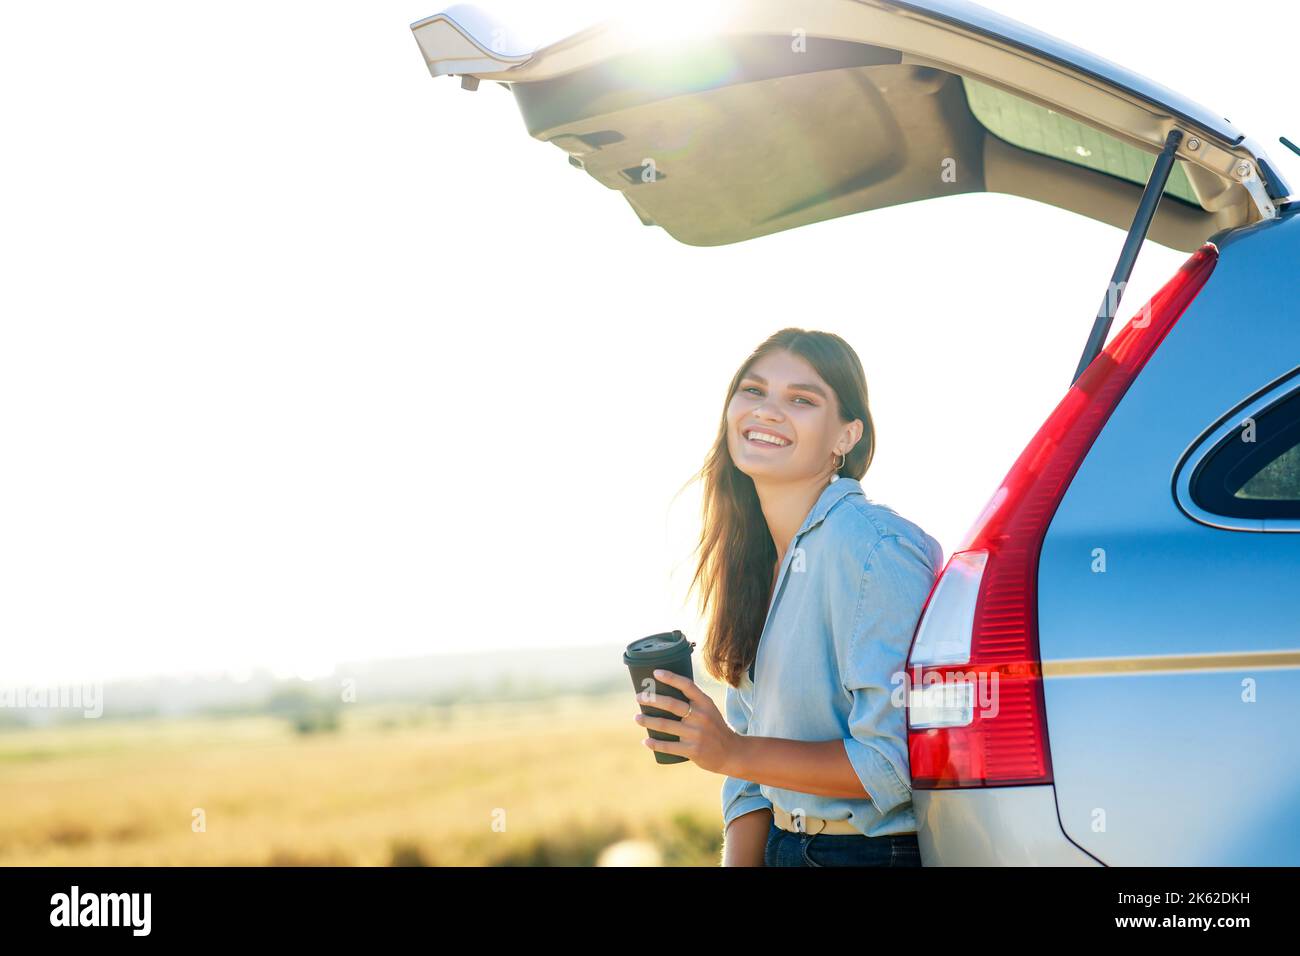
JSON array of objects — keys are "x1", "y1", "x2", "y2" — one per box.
[{"x1": 906, "y1": 243, "x2": 1219, "y2": 788}]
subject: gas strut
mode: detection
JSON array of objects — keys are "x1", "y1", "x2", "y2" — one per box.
[{"x1": 1071, "y1": 128, "x2": 1184, "y2": 384}]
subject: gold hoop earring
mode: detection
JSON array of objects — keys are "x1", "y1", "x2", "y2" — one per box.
[{"x1": 829, "y1": 450, "x2": 846, "y2": 484}]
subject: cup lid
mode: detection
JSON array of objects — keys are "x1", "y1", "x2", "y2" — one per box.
[{"x1": 623, "y1": 630, "x2": 694, "y2": 665}]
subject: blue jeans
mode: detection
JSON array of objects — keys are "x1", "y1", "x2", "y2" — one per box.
[{"x1": 764, "y1": 819, "x2": 923, "y2": 867}]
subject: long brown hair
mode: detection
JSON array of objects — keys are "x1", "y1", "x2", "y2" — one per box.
[{"x1": 680, "y1": 328, "x2": 876, "y2": 688}]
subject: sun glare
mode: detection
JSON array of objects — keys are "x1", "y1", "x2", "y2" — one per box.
[{"x1": 464, "y1": 0, "x2": 741, "y2": 54}]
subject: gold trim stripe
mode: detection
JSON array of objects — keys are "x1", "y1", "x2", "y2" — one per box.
[{"x1": 1043, "y1": 649, "x2": 1300, "y2": 678}]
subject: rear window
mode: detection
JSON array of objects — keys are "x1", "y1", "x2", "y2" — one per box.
[
  {"x1": 962, "y1": 77, "x2": 1200, "y2": 206},
  {"x1": 1191, "y1": 387, "x2": 1300, "y2": 520}
]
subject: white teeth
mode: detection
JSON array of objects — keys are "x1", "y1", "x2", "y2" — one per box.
[{"x1": 746, "y1": 430, "x2": 790, "y2": 446}]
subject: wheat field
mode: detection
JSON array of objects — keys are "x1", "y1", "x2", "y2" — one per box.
[{"x1": 0, "y1": 689, "x2": 729, "y2": 866}]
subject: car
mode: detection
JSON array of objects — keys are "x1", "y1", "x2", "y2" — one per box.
[{"x1": 412, "y1": 0, "x2": 1299, "y2": 865}]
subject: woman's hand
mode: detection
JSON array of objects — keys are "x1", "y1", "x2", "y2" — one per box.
[{"x1": 633, "y1": 669, "x2": 742, "y2": 776}]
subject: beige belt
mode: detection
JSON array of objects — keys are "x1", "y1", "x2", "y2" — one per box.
[{"x1": 772, "y1": 804, "x2": 862, "y2": 836}]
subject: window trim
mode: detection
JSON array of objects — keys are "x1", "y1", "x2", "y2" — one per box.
[{"x1": 1173, "y1": 367, "x2": 1300, "y2": 533}]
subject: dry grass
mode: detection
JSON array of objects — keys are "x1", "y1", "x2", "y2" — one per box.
[{"x1": 0, "y1": 690, "x2": 728, "y2": 866}]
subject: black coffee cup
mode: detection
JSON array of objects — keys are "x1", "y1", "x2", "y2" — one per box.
[{"x1": 624, "y1": 630, "x2": 696, "y2": 765}]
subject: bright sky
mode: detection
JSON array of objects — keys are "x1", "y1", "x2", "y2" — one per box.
[{"x1": 3, "y1": 1, "x2": 1297, "y2": 683}]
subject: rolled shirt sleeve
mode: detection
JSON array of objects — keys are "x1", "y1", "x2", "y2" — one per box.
[
  {"x1": 832, "y1": 533, "x2": 940, "y2": 818},
  {"x1": 720, "y1": 678, "x2": 772, "y2": 827}
]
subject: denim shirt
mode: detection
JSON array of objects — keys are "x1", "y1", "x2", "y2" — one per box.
[{"x1": 720, "y1": 476, "x2": 944, "y2": 837}]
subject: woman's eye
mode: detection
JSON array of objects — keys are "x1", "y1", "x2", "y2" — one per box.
[{"x1": 740, "y1": 385, "x2": 814, "y2": 405}]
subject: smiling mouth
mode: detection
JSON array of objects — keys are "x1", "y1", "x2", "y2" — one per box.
[{"x1": 743, "y1": 429, "x2": 792, "y2": 448}]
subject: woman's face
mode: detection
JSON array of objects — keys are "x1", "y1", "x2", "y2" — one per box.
[{"x1": 726, "y1": 349, "x2": 860, "y2": 483}]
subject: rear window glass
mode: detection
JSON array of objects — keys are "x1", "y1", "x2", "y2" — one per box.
[
  {"x1": 1237, "y1": 445, "x2": 1300, "y2": 501},
  {"x1": 1192, "y1": 387, "x2": 1300, "y2": 520},
  {"x1": 962, "y1": 77, "x2": 1200, "y2": 206}
]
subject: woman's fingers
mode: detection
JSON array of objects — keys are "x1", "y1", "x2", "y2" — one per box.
[
  {"x1": 635, "y1": 712, "x2": 694, "y2": 735},
  {"x1": 651, "y1": 669, "x2": 705, "y2": 704},
  {"x1": 633, "y1": 691, "x2": 688, "y2": 716},
  {"x1": 643, "y1": 736, "x2": 684, "y2": 757}
]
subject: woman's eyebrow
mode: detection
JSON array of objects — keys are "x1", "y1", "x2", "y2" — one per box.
[{"x1": 743, "y1": 374, "x2": 828, "y2": 399}]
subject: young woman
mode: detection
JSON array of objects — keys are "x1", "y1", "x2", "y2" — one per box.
[{"x1": 632, "y1": 328, "x2": 944, "y2": 866}]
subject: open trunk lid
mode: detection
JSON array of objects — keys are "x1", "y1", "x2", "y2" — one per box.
[{"x1": 411, "y1": 0, "x2": 1290, "y2": 252}]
